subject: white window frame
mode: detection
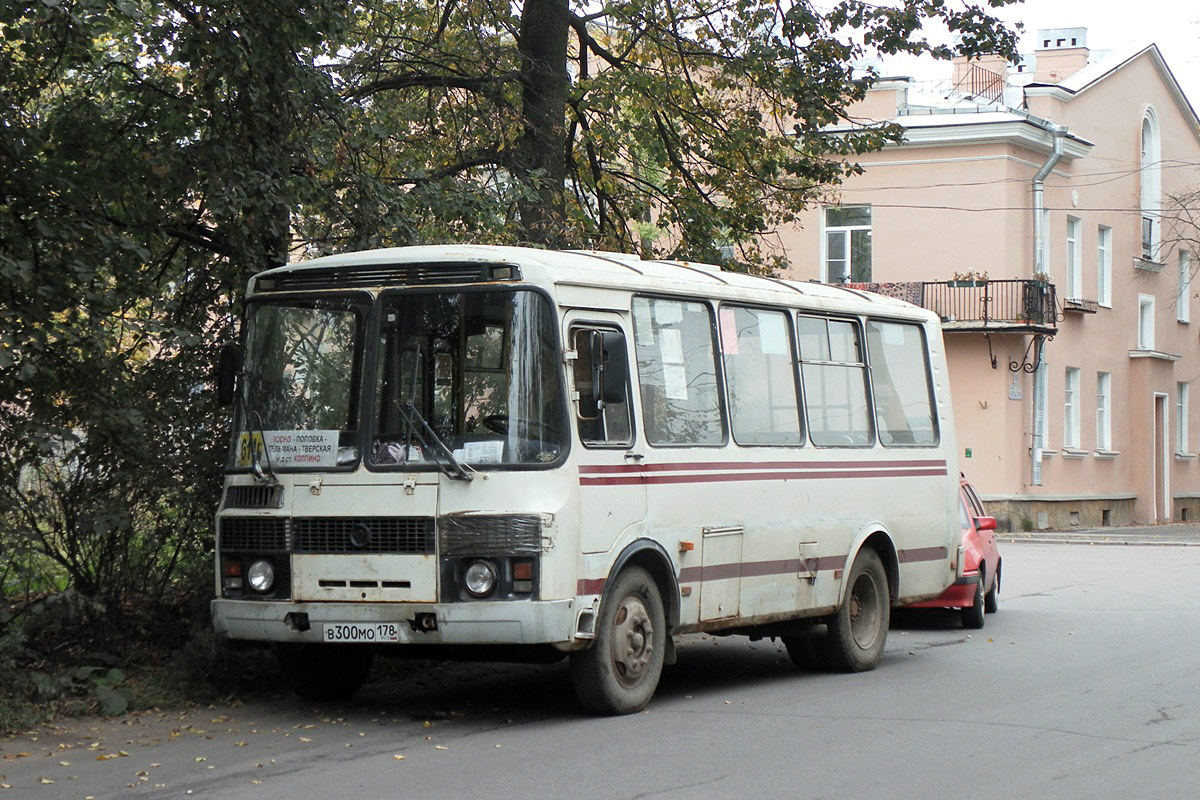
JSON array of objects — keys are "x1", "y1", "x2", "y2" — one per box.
[
  {"x1": 1138, "y1": 294, "x2": 1156, "y2": 350},
  {"x1": 1141, "y1": 109, "x2": 1161, "y2": 261},
  {"x1": 1177, "y1": 381, "x2": 1190, "y2": 454},
  {"x1": 1036, "y1": 359, "x2": 1050, "y2": 449},
  {"x1": 1066, "y1": 217, "x2": 1082, "y2": 300},
  {"x1": 1064, "y1": 367, "x2": 1081, "y2": 449},
  {"x1": 1179, "y1": 250, "x2": 1192, "y2": 323},
  {"x1": 822, "y1": 206, "x2": 872, "y2": 284},
  {"x1": 1040, "y1": 209, "x2": 1052, "y2": 278},
  {"x1": 1097, "y1": 225, "x2": 1112, "y2": 307},
  {"x1": 1096, "y1": 372, "x2": 1111, "y2": 451}
]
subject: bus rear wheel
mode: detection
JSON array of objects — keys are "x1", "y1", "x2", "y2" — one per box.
[
  {"x1": 570, "y1": 566, "x2": 666, "y2": 715},
  {"x1": 821, "y1": 548, "x2": 890, "y2": 672},
  {"x1": 278, "y1": 643, "x2": 374, "y2": 701}
]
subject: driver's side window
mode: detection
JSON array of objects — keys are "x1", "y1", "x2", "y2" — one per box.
[{"x1": 571, "y1": 325, "x2": 633, "y2": 447}]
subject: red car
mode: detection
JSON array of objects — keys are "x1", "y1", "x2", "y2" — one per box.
[{"x1": 907, "y1": 479, "x2": 1001, "y2": 629}]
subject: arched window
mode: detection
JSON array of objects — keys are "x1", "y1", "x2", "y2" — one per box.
[{"x1": 1140, "y1": 108, "x2": 1161, "y2": 260}]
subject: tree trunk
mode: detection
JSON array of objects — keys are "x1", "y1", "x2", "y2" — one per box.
[{"x1": 514, "y1": 0, "x2": 570, "y2": 247}]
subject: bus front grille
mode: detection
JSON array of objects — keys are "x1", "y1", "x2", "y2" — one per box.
[
  {"x1": 293, "y1": 517, "x2": 435, "y2": 554},
  {"x1": 219, "y1": 517, "x2": 288, "y2": 551},
  {"x1": 439, "y1": 514, "x2": 545, "y2": 556},
  {"x1": 223, "y1": 485, "x2": 284, "y2": 509}
]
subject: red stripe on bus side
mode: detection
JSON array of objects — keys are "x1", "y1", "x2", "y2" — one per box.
[
  {"x1": 579, "y1": 467, "x2": 947, "y2": 486},
  {"x1": 578, "y1": 549, "x2": 941, "y2": 595},
  {"x1": 897, "y1": 546, "x2": 950, "y2": 563},
  {"x1": 579, "y1": 459, "x2": 947, "y2": 475},
  {"x1": 577, "y1": 578, "x2": 606, "y2": 594}
]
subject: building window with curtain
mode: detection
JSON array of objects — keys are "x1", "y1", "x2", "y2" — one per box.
[{"x1": 823, "y1": 206, "x2": 872, "y2": 283}]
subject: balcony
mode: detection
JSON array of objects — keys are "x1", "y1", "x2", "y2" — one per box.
[{"x1": 845, "y1": 279, "x2": 1059, "y2": 335}]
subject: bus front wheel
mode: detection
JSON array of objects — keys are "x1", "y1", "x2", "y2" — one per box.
[
  {"x1": 570, "y1": 566, "x2": 666, "y2": 715},
  {"x1": 821, "y1": 548, "x2": 890, "y2": 672},
  {"x1": 278, "y1": 643, "x2": 374, "y2": 701}
]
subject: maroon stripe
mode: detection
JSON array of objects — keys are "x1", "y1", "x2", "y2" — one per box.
[
  {"x1": 580, "y1": 467, "x2": 946, "y2": 486},
  {"x1": 576, "y1": 578, "x2": 606, "y2": 594},
  {"x1": 897, "y1": 546, "x2": 949, "y2": 563},
  {"x1": 678, "y1": 554, "x2": 847, "y2": 584},
  {"x1": 580, "y1": 459, "x2": 946, "y2": 474}
]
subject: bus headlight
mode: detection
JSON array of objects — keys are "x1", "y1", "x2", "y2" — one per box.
[
  {"x1": 247, "y1": 559, "x2": 275, "y2": 593},
  {"x1": 463, "y1": 560, "x2": 497, "y2": 598}
]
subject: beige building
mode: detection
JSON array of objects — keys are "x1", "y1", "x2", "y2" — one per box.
[{"x1": 778, "y1": 29, "x2": 1200, "y2": 529}]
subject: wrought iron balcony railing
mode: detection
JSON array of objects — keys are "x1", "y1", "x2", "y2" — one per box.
[{"x1": 844, "y1": 279, "x2": 1059, "y2": 334}]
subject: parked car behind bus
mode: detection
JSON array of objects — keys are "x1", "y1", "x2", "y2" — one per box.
[{"x1": 905, "y1": 477, "x2": 1000, "y2": 629}]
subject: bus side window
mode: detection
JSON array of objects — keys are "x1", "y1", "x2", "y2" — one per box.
[
  {"x1": 571, "y1": 327, "x2": 633, "y2": 446},
  {"x1": 796, "y1": 315, "x2": 874, "y2": 447}
]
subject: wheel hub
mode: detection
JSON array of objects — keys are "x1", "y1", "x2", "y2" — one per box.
[{"x1": 612, "y1": 597, "x2": 654, "y2": 687}]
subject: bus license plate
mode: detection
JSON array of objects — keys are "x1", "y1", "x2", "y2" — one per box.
[{"x1": 322, "y1": 623, "x2": 401, "y2": 643}]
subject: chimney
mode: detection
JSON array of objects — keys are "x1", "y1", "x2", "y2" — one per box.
[
  {"x1": 1032, "y1": 27, "x2": 1089, "y2": 83},
  {"x1": 851, "y1": 77, "x2": 910, "y2": 120}
]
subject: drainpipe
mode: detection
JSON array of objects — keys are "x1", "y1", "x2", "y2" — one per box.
[{"x1": 1030, "y1": 124, "x2": 1067, "y2": 487}]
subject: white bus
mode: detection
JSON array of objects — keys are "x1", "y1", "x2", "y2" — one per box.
[{"x1": 212, "y1": 245, "x2": 961, "y2": 714}]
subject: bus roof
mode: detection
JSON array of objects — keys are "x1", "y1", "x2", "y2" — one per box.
[{"x1": 256, "y1": 245, "x2": 934, "y2": 322}]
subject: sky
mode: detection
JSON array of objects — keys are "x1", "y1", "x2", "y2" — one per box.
[{"x1": 877, "y1": 0, "x2": 1200, "y2": 104}]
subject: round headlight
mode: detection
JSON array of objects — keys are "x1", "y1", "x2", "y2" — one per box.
[
  {"x1": 247, "y1": 559, "x2": 275, "y2": 593},
  {"x1": 463, "y1": 560, "x2": 497, "y2": 598}
]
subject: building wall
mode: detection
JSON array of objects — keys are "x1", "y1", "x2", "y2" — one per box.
[{"x1": 778, "y1": 48, "x2": 1200, "y2": 528}]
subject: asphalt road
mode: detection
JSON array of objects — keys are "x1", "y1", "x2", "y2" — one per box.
[{"x1": 4, "y1": 541, "x2": 1199, "y2": 800}]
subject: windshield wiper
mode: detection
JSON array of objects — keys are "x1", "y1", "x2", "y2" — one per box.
[
  {"x1": 395, "y1": 401, "x2": 474, "y2": 482},
  {"x1": 236, "y1": 371, "x2": 276, "y2": 484}
]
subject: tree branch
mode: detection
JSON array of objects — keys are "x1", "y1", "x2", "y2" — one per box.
[{"x1": 344, "y1": 71, "x2": 520, "y2": 109}]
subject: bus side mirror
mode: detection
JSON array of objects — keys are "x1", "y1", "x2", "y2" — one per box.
[
  {"x1": 588, "y1": 330, "x2": 628, "y2": 407},
  {"x1": 217, "y1": 344, "x2": 239, "y2": 407}
]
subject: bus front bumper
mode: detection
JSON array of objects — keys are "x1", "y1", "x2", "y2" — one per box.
[{"x1": 211, "y1": 598, "x2": 577, "y2": 646}]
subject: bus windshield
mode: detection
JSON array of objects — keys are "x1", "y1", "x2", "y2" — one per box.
[
  {"x1": 371, "y1": 288, "x2": 566, "y2": 468},
  {"x1": 230, "y1": 297, "x2": 367, "y2": 471}
]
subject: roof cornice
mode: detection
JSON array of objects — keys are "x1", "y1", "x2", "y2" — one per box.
[{"x1": 891, "y1": 118, "x2": 1093, "y2": 159}]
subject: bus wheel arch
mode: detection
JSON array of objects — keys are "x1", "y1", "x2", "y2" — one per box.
[{"x1": 844, "y1": 530, "x2": 899, "y2": 605}]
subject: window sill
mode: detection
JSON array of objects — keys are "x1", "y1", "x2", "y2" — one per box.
[
  {"x1": 1129, "y1": 349, "x2": 1182, "y2": 362},
  {"x1": 1134, "y1": 257, "x2": 1165, "y2": 272},
  {"x1": 1037, "y1": 448, "x2": 1058, "y2": 459},
  {"x1": 1061, "y1": 448, "x2": 1089, "y2": 459},
  {"x1": 1094, "y1": 450, "x2": 1120, "y2": 460},
  {"x1": 1175, "y1": 452, "x2": 1196, "y2": 461}
]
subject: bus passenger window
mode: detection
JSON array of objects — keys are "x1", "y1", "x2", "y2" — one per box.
[
  {"x1": 719, "y1": 306, "x2": 803, "y2": 445},
  {"x1": 865, "y1": 320, "x2": 938, "y2": 446},
  {"x1": 796, "y1": 315, "x2": 873, "y2": 447},
  {"x1": 632, "y1": 297, "x2": 724, "y2": 446},
  {"x1": 571, "y1": 327, "x2": 632, "y2": 446}
]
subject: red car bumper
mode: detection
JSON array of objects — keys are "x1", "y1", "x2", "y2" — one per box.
[{"x1": 906, "y1": 571, "x2": 979, "y2": 609}]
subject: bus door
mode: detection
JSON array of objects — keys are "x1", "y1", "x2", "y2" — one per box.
[{"x1": 566, "y1": 313, "x2": 646, "y2": 556}]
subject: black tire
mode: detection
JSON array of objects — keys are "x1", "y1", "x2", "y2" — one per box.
[
  {"x1": 570, "y1": 566, "x2": 666, "y2": 715},
  {"x1": 821, "y1": 548, "x2": 890, "y2": 672},
  {"x1": 984, "y1": 560, "x2": 1000, "y2": 614},
  {"x1": 961, "y1": 575, "x2": 986, "y2": 629},
  {"x1": 782, "y1": 633, "x2": 828, "y2": 671},
  {"x1": 278, "y1": 643, "x2": 374, "y2": 701}
]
